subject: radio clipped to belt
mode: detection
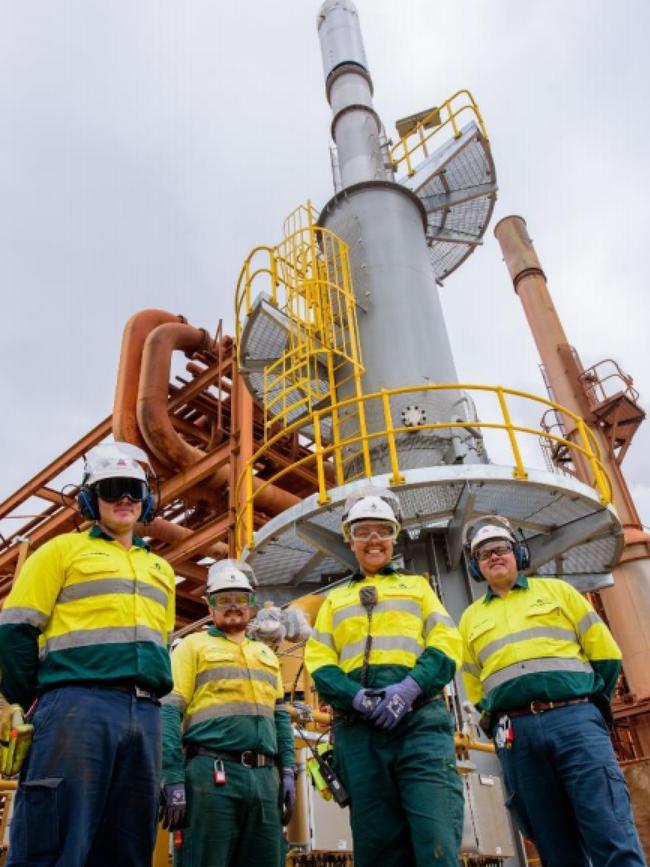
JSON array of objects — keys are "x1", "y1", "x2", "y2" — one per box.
[{"x1": 0, "y1": 703, "x2": 34, "y2": 777}]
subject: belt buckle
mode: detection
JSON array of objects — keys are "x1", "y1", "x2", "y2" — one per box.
[
  {"x1": 530, "y1": 700, "x2": 540, "y2": 715},
  {"x1": 134, "y1": 686, "x2": 151, "y2": 700},
  {"x1": 240, "y1": 750, "x2": 255, "y2": 768}
]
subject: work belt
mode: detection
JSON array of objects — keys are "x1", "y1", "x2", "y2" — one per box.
[
  {"x1": 333, "y1": 692, "x2": 442, "y2": 723},
  {"x1": 187, "y1": 745, "x2": 276, "y2": 768},
  {"x1": 506, "y1": 696, "x2": 590, "y2": 718},
  {"x1": 44, "y1": 681, "x2": 159, "y2": 703}
]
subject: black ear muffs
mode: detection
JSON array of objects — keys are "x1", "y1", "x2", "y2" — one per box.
[
  {"x1": 467, "y1": 539, "x2": 531, "y2": 582},
  {"x1": 77, "y1": 482, "x2": 156, "y2": 524}
]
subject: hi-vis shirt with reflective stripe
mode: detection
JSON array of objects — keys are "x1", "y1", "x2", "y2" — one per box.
[
  {"x1": 304, "y1": 571, "x2": 462, "y2": 705},
  {"x1": 458, "y1": 576, "x2": 622, "y2": 712},
  {"x1": 162, "y1": 629, "x2": 284, "y2": 731},
  {"x1": 0, "y1": 529, "x2": 175, "y2": 700}
]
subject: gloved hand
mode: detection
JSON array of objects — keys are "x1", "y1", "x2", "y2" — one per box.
[
  {"x1": 159, "y1": 782, "x2": 187, "y2": 831},
  {"x1": 279, "y1": 768, "x2": 296, "y2": 825},
  {"x1": 352, "y1": 688, "x2": 384, "y2": 718},
  {"x1": 369, "y1": 676, "x2": 422, "y2": 731}
]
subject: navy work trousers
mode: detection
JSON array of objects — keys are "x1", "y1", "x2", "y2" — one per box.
[
  {"x1": 498, "y1": 701, "x2": 646, "y2": 866},
  {"x1": 7, "y1": 685, "x2": 161, "y2": 867}
]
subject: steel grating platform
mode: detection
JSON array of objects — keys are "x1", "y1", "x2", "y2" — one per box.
[
  {"x1": 398, "y1": 120, "x2": 497, "y2": 282},
  {"x1": 244, "y1": 465, "x2": 623, "y2": 594}
]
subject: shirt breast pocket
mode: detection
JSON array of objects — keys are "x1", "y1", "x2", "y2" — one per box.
[{"x1": 467, "y1": 618, "x2": 497, "y2": 653}]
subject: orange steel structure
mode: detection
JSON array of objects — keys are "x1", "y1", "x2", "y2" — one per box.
[
  {"x1": 0, "y1": 309, "x2": 319, "y2": 628},
  {"x1": 495, "y1": 216, "x2": 650, "y2": 755}
]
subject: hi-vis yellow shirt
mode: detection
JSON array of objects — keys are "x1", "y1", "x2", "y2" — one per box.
[
  {"x1": 304, "y1": 569, "x2": 462, "y2": 710},
  {"x1": 458, "y1": 575, "x2": 622, "y2": 712},
  {"x1": 0, "y1": 527, "x2": 175, "y2": 705}
]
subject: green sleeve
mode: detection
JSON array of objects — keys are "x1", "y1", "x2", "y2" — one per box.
[
  {"x1": 0, "y1": 624, "x2": 40, "y2": 708},
  {"x1": 161, "y1": 704, "x2": 186, "y2": 786},
  {"x1": 311, "y1": 664, "x2": 360, "y2": 710},
  {"x1": 592, "y1": 659, "x2": 621, "y2": 700},
  {"x1": 274, "y1": 706, "x2": 295, "y2": 769},
  {"x1": 409, "y1": 647, "x2": 457, "y2": 696}
]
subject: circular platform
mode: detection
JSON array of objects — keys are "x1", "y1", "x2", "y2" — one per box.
[{"x1": 244, "y1": 464, "x2": 622, "y2": 594}]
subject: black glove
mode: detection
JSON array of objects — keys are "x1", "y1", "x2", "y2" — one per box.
[
  {"x1": 159, "y1": 782, "x2": 187, "y2": 831},
  {"x1": 478, "y1": 711, "x2": 498, "y2": 738},
  {"x1": 279, "y1": 768, "x2": 296, "y2": 825},
  {"x1": 591, "y1": 693, "x2": 615, "y2": 730}
]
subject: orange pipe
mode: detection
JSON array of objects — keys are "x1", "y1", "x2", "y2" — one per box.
[
  {"x1": 138, "y1": 516, "x2": 228, "y2": 557},
  {"x1": 113, "y1": 309, "x2": 184, "y2": 450},
  {"x1": 137, "y1": 322, "x2": 299, "y2": 515},
  {"x1": 495, "y1": 215, "x2": 650, "y2": 722}
]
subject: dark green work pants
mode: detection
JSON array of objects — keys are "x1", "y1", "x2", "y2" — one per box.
[
  {"x1": 333, "y1": 699, "x2": 463, "y2": 867},
  {"x1": 177, "y1": 755, "x2": 281, "y2": 867}
]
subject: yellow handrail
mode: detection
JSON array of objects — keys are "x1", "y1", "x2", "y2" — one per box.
[
  {"x1": 390, "y1": 89, "x2": 489, "y2": 178},
  {"x1": 234, "y1": 383, "x2": 613, "y2": 553}
]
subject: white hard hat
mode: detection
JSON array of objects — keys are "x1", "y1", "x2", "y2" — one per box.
[
  {"x1": 84, "y1": 442, "x2": 148, "y2": 486},
  {"x1": 469, "y1": 523, "x2": 516, "y2": 555},
  {"x1": 341, "y1": 488, "x2": 401, "y2": 541},
  {"x1": 206, "y1": 559, "x2": 256, "y2": 594}
]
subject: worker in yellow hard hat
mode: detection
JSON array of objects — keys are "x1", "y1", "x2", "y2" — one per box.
[
  {"x1": 459, "y1": 516, "x2": 646, "y2": 867},
  {"x1": 160, "y1": 559, "x2": 295, "y2": 867},
  {"x1": 304, "y1": 487, "x2": 464, "y2": 867},
  {"x1": 0, "y1": 442, "x2": 176, "y2": 867}
]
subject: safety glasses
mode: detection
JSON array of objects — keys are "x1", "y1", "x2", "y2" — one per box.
[
  {"x1": 94, "y1": 477, "x2": 148, "y2": 503},
  {"x1": 349, "y1": 523, "x2": 398, "y2": 542},
  {"x1": 476, "y1": 544, "x2": 514, "y2": 562},
  {"x1": 207, "y1": 592, "x2": 253, "y2": 610}
]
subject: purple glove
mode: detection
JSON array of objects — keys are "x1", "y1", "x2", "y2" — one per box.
[
  {"x1": 352, "y1": 688, "x2": 384, "y2": 718},
  {"x1": 279, "y1": 768, "x2": 296, "y2": 825},
  {"x1": 369, "y1": 676, "x2": 422, "y2": 730}
]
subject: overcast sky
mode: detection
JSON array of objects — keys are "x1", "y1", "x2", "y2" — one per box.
[{"x1": 1, "y1": 0, "x2": 648, "y2": 530}]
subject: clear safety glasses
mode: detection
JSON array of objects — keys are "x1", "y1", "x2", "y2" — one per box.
[
  {"x1": 207, "y1": 592, "x2": 253, "y2": 610},
  {"x1": 349, "y1": 523, "x2": 398, "y2": 542},
  {"x1": 476, "y1": 544, "x2": 514, "y2": 562},
  {"x1": 94, "y1": 477, "x2": 148, "y2": 503}
]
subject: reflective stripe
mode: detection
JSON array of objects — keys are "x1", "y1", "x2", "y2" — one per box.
[
  {"x1": 424, "y1": 611, "x2": 456, "y2": 636},
  {"x1": 577, "y1": 611, "x2": 602, "y2": 636},
  {"x1": 477, "y1": 627, "x2": 577, "y2": 666},
  {"x1": 275, "y1": 701, "x2": 291, "y2": 713},
  {"x1": 57, "y1": 578, "x2": 167, "y2": 608},
  {"x1": 0, "y1": 606, "x2": 49, "y2": 629},
  {"x1": 195, "y1": 667, "x2": 278, "y2": 689},
  {"x1": 186, "y1": 702, "x2": 275, "y2": 728},
  {"x1": 340, "y1": 634, "x2": 422, "y2": 663},
  {"x1": 161, "y1": 692, "x2": 187, "y2": 712},
  {"x1": 43, "y1": 625, "x2": 165, "y2": 655},
  {"x1": 332, "y1": 599, "x2": 421, "y2": 630},
  {"x1": 312, "y1": 629, "x2": 336, "y2": 651},
  {"x1": 483, "y1": 657, "x2": 594, "y2": 694},
  {"x1": 462, "y1": 662, "x2": 481, "y2": 678}
]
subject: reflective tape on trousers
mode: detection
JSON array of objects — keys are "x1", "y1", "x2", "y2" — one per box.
[
  {"x1": 477, "y1": 626, "x2": 578, "y2": 666},
  {"x1": 57, "y1": 577, "x2": 168, "y2": 609},
  {"x1": 339, "y1": 634, "x2": 423, "y2": 664},
  {"x1": 483, "y1": 656, "x2": 594, "y2": 694},
  {"x1": 42, "y1": 625, "x2": 165, "y2": 655}
]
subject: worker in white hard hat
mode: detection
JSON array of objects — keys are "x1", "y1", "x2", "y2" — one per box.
[
  {"x1": 160, "y1": 559, "x2": 295, "y2": 867},
  {"x1": 304, "y1": 487, "x2": 464, "y2": 867},
  {"x1": 0, "y1": 441, "x2": 176, "y2": 867},
  {"x1": 459, "y1": 515, "x2": 646, "y2": 867}
]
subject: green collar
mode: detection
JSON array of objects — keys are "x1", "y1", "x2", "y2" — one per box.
[
  {"x1": 89, "y1": 524, "x2": 149, "y2": 550},
  {"x1": 484, "y1": 573, "x2": 528, "y2": 602},
  {"x1": 351, "y1": 562, "x2": 398, "y2": 582}
]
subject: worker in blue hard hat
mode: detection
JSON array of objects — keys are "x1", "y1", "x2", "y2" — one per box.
[
  {"x1": 160, "y1": 559, "x2": 295, "y2": 867},
  {"x1": 0, "y1": 441, "x2": 175, "y2": 867},
  {"x1": 459, "y1": 515, "x2": 646, "y2": 867},
  {"x1": 304, "y1": 487, "x2": 464, "y2": 867}
]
